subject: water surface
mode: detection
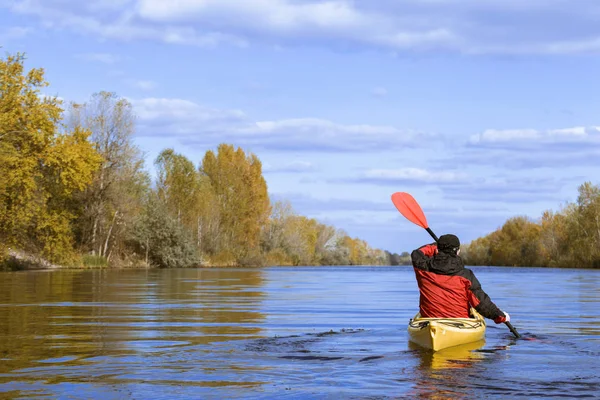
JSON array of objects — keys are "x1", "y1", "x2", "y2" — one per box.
[{"x1": 0, "y1": 267, "x2": 598, "y2": 399}]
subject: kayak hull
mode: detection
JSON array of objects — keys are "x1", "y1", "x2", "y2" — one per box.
[{"x1": 407, "y1": 308, "x2": 486, "y2": 351}]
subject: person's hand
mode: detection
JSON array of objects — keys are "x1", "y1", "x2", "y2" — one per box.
[
  {"x1": 494, "y1": 311, "x2": 510, "y2": 324},
  {"x1": 430, "y1": 242, "x2": 438, "y2": 255},
  {"x1": 419, "y1": 243, "x2": 438, "y2": 257}
]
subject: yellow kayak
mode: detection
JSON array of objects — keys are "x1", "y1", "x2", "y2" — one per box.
[{"x1": 407, "y1": 308, "x2": 486, "y2": 351}]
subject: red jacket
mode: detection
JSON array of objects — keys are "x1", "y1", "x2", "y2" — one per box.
[{"x1": 411, "y1": 243, "x2": 506, "y2": 323}]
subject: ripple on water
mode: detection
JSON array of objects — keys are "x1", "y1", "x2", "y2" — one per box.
[{"x1": 0, "y1": 267, "x2": 599, "y2": 399}]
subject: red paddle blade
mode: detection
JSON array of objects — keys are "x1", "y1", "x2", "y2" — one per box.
[{"x1": 391, "y1": 192, "x2": 429, "y2": 229}]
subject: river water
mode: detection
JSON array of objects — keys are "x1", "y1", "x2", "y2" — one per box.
[{"x1": 0, "y1": 266, "x2": 598, "y2": 399}]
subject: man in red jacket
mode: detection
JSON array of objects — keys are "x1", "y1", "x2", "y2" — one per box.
[{"x1": 411, "y1": 233, "x2": 510, "y2": 323}]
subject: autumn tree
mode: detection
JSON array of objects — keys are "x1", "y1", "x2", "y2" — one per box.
[
  {"x1": 200, "y1": 144, "x2": 271, "y2": 264},
  {"x1": 463, "y1": 181, "x2": 600, "y2": 269},
  {"x1": 538, "y1": 209, "x2": 570, "y2": 267},
  {"x1": 314, "y1": 222, "x2": 337, "y2": 263},
  {"x1": 153, "y1": 148, "x2": 222, "y2": 257},
  {"x1": 281, "y1": 215, "x2": 318, "y2": 265},
  {"x1": 67, "y1": 91, "x2": 148, "y2": 262},
  {"x1": 0, "y1": 53, "x2": 101, "y2": 262},
  {"x1": 565, "y1": 182, "x2": 600, "y2": 267},
  {"x1": 155, "y1": 149, "x2": 199, "y2": 228},
  {"x1": 261, "y1": 199, "x2": 295, "y2": 265}
]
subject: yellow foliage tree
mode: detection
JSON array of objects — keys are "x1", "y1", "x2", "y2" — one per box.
[
  {"x1": 463, "y1": 182, "x2": 600, "y2": 268},
  {"x1": 0, "y1": 53, "x2": 102, "y2": 262},
  {"x1": 201, "y1": 144, "x2": 271, "y2": 263}
]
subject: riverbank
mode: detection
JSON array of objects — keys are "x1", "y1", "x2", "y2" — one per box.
[
  {"x1": 0, "y1": 251, "x2": 406, "y2": 271},
  {"x1": 1, "y1": 250, "x2": 182, "y2": 272},
  {"x1": 0, "y1": 250, "x2": 348, "y2": 271}
]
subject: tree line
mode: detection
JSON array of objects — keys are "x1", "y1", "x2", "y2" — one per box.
[
  {"x1": 462, "y1": 182, "x2": 600, "y2": 269},
  {"x1": 1, "y1": 52, "x2": 390, "y2": 269}
]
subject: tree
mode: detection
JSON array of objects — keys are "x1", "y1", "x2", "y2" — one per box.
[
  {"x1": 155, "y1": 148, "x2": 199, "y2": 229},
  {"x1": 67, "y1": 91, "x2": 148, "y2": 261},
  {"x1": 131, "y1": 194, "x2": 200, "y2": 268},
  {"x1": 282, "y1": 215, "x2": 318, "y2": 265},
  {"x1": 569, "y1": 182, "x2": 600, "y2": 267},
  {"x1": 0, "y1": 53, "x2": 102, "y2": 262},
  {"x1": 463, "y1": 181, "x2": 600, "y2": 269},
  {"x1": 539, "y1": 210, "x2": 569, "y2": 267},
  {"x1": 200, "y1": 144, "x2": 271, "y2": 263}
]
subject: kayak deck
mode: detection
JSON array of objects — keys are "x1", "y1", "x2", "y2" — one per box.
[{"x1": 408, "y1": 308, "x2": 486, "y2": 351}]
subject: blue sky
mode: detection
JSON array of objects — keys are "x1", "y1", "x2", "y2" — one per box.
[{"x1": 2, "y1": 0, "x2": 600, "y2": 254}]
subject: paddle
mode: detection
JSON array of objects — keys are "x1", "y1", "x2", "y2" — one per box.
[
  {"x1": 391, "y1": 191, "x2": 521, "y2": 339},
  {"x1": 391, "y1": 192, "x2": 438, "y2": 242}
]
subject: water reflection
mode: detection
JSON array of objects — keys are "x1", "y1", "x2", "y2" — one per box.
[
  {"x1": 576, "y1": 271, "x2": 600, "y2": 336},
  {"x1": 408, "y1": 340, "x2": 487, "y2": 399},
  {"x1": 1, "y1": 267, "x2": 599, "y2": 399},
  {"x1": 0, "y1": 268, "x2": 267, "y2": 389},
  {"x1": 411, "y1": 340, "x2": 486, "y2": 370}
]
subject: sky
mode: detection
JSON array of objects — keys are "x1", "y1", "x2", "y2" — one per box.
[{"x1": 2, "y1": 0, "x2": 600, "y2": 254}]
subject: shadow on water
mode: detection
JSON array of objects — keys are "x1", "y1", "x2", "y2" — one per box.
[{"x1": 245, "y1": 328, "x2": 365, "y2": 358}]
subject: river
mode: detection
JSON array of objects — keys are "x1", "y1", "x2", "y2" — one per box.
[{"x1": 0, "y1": 266, "x2": 598, "y2": 399}]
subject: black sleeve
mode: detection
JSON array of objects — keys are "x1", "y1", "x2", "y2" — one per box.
[
  {"x1": 410, "y1": 243, "x2": 436, "y2": 271},
  {"x1": 465, "y1": 268, "x2": 504, "y2": 321}
]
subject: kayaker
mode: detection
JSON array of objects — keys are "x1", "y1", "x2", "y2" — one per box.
[{"x1": 410, "y1": 234, "x2": 510, "y2": 324}]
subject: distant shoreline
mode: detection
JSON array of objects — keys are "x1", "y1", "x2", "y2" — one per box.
[{"x1": 2, "y1": 260, "x2": 597, "y2": 272}]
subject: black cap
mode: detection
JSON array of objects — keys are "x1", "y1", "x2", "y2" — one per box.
[{"x1": 438, "y1": 234, "x2": 460, "y2": 250}]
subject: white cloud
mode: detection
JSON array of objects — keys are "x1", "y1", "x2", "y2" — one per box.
[
  {"x1": 127, "y1": 79, "x2": 157, "y2": 91},
  {"x1": 440, "y1": 176, "x2": 570, "y2": 203},
  {"x1": 7, "y1": 0, "x2": 600, "y2": 54},
  {"x1": 136, "y1": 0, "x2": 368, "y2": 31},
  {"x1": 471, "y1": 128, "x2": 541, "y2": 143},
  {"x1": 424, "y1": 125, "x2": 600, "y2": 170},
  {"x1": 7, "y1": 0, "x2": 247, "y2": 48},
  {"x1": 75, "y1": 52, "x2": 119, "y2": 64},
  {"x1": 214, "y1": 118, "x2": 428, "y2": 151},
  {"x1": 342, "y1": 166, "x2": 570, "y2": 204},
  {"x1": 548, "y1": 127, "x2": 589, "y2": 137},
  {"x1": 264, "y1": 161, "x2": 316, "y2": 173},
  {"x1": 469, "y1": 126, "x2": 600, "y2": 146},
  {"x1": 131, "y1": 97, "x2": 432, "y2": 152},
  {"x1": 132, "y1": 97, "x2": 246, "y2": 129},
  {"x1": 360, "y1": 168, "x2": 468, "y2": 184}
]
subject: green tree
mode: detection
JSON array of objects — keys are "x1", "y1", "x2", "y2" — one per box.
[
  {"x1": 131, "y1": 194, "x2": 200, "y2": 268},
  {"x1": 155, "y1": 148, "x2": 200, "y2": 229}
]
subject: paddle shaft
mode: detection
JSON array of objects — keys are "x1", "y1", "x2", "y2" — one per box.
[
  {"x1": 505, "y1": 321, "x2": 521, "y2": 338},
  {"x1": 426, "y1": 227, "x2": 439, "y2": 242}
]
